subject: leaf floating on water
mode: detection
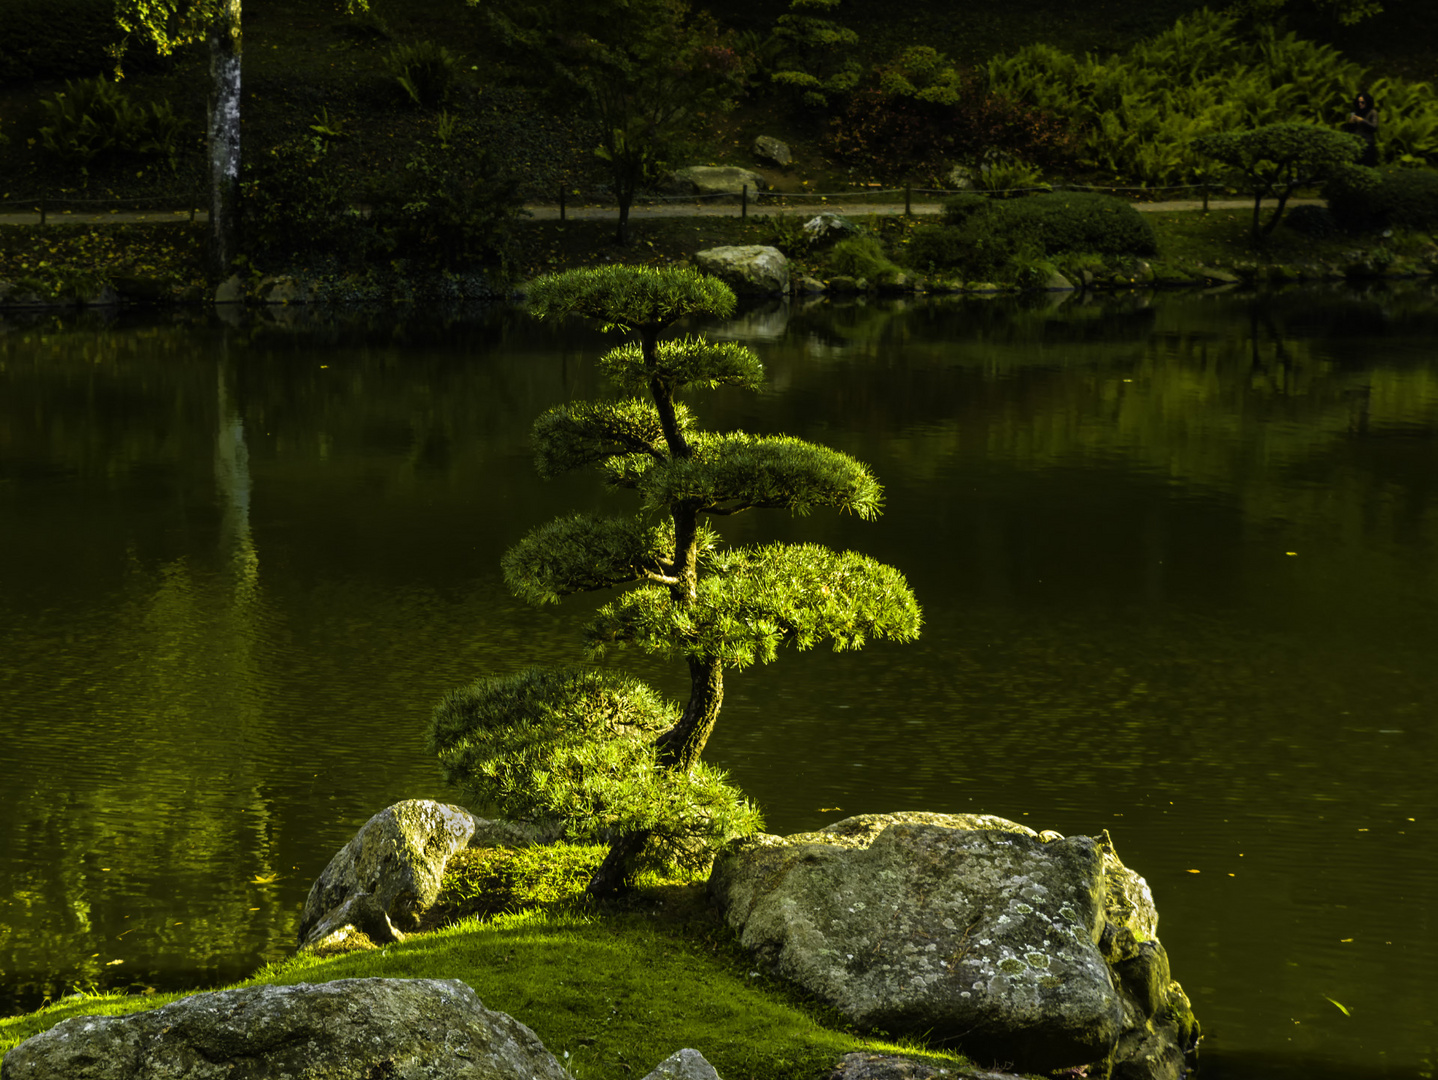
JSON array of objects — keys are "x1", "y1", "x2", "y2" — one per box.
[
  {"x1": 104, "y1": 959, "x2": 124, "y2": 966},
  {"x1": 251, "y1": 873, "x2": 279, "y2": 885},
  {"x1": 818, "y1": 807, "x2": 843, "y2": 812},
  {"x1": 1324, "y1": 996, "x2": 1351, "y2": 1016}
]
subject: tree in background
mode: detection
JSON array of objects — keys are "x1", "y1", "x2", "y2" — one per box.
[
  {"x1": 429, "y1": 266, "x2": 922, "y2": 895},
  {"x1": 113, "y1": 0, "x2": 241, "y2": 278},
  {"x1": 1227, "y1": 0, "x2": 1388, "y2": 28},
  {"x1": 768, "y1": 0, "x2": 860, "y2": 109},
  {"x1": 1196, "y1": 122, "x2": 1362, "y2": 238},
  {"x1": 476, "y1": 0, "x2": 746, "y2": 244}
]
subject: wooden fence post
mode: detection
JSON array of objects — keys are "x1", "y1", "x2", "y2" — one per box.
[
  {"x1": 559, "y1": 186, "x2": 566, "y2": 222},
  {"x1": 741, "y1": 184, "x2": 748, "y2": 219},
  {"x1": 904, "y1": 182, "x2": 912, "y2": 217}
]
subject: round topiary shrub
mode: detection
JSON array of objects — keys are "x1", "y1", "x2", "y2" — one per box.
[
  {"x1": 1000, "y1": 192, "x2": 1157, "y2": 256},
  {"x1": 1374, "y1": 167, "x2": 1438, "y2": 230}
]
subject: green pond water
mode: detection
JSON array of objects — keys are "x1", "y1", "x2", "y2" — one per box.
[{"x1": 1, "y1": 287, "x2": 1436, "y2": 1079}]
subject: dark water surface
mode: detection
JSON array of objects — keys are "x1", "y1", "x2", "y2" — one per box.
[{"x1": 2, "y1": 288, "x2": 1436, "y2": 1078}]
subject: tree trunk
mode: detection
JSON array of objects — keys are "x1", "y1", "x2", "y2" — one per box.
[
  {"x1": 585, "y1": 657, "x2": 723, "y2": 897},
  {"x1": 655, "y1": 657, "x2": 723, "y2": 769},
  {"x1": 207, "y1": 0, "x2": 242, "y2": 281},
  {"x1": 615, "y1": 191, "x2": 632, "y2": 246},
  {"x1": 585, "y1": 829, "x2": 649, "y2": 897}
]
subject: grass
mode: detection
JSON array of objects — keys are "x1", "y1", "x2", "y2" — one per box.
[{"x1": 0, "y1": 842, "x2": 992, "y2": 1080}]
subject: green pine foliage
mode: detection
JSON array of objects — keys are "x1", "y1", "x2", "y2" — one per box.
[
  {"x1": 429, "y1": 266, "x2": 921, "y2": 894},
  {"x1": 430, "y1": 667, "x2": 761, "y2": 877}
]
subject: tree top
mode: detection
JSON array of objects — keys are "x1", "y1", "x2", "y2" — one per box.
[{"x1": 526, "y1": 266, "x2": 737, "y2": 332}]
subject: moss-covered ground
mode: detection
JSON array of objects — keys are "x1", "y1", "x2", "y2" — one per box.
[{"x1": 0, "y1": 843, "x2": 997, "y2": 1080}]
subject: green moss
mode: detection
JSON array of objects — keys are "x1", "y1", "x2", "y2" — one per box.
[{"x1": 1, "y1": 843, "x2": 992, "y2": 1080}]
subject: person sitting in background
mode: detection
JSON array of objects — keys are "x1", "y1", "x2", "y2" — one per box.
[{"x1": 1345, "y1": 90, "x2": 1379, "y2": 166}]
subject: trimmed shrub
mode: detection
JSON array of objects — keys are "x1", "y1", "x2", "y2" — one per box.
[
  {"x1": 907, "y1": 192, "x2": 1154, "y2": 280},
  {"x1": 939, "y1": 193, "x2": 991, "y2": 226},
  {"x1": 1326, "y1": 164, "x2": 1438, "y2": 231},
  {"x1": 905, "y1": 217, "x2": 1032, "y2": 281},
  {"x1": 989, "y1": 192, "x2": 1156, "y2": 256},
  {"x1": 1374, "y1": 167, "x2": 1438, "y2": 230}
]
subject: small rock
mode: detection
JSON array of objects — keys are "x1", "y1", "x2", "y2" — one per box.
[
  {"x1": 214, "y1": 274, "x2": 246, "y2": 304},
  {"x1": 752, "y1": 135, "x2": 793, "y2": 168},
  {"x1": 642, "y1": 1048, "x2": 724, "y2": 1080}
]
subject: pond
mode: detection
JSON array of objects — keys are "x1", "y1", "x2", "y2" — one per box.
[{"x1": 2, "y1": 286, "x2": 1436, "y2": 1079}]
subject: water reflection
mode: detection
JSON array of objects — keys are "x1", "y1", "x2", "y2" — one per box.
[{"x1": 1, "y1": 288, "x2": 1436, "y2": 1078}]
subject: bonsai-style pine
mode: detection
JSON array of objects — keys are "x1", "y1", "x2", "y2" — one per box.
[{"x1": 429, "y1": 266, "x2": 921, "y2": 896}]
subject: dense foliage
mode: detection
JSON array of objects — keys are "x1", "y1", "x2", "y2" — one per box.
[
  {"x1": 1196, "y1": 122, "x2": 1362, "y2": 236},
  {"x1": 827, "y1": 46, "x2": 1072, "y2": 184},
  {"x1": 429, "y1": 266, "x2": 921, "y2": 893},
  {"x1": 1326, "y1": 162, "x2": 1438, "y2": 231},
  {"x1": 906, "y1": 192, "x2": 1157, "y2": 280},
  {"x1": 38, "y1": 76, "x2": 189, "y2": 171},
  {"x1": 986, "y1": 8, "x2": 1438, "y2": 185},
  {"x1": 474, "y1": 0, "x2": 746, "y2": 243}
]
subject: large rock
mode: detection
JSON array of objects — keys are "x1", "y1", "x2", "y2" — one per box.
[
  {"x1": 694, "y1": 245, "x2": 789, "y2": 297},
  {"x1": 663, "y1": 166, "x2": 767, "y2": 200},
  {"x1": 709, "y1": 812, "x2": 1198, "y2": 1077},
  {"x1": 0, "y1": 978, "x2": 574, "y2": 1080},
  {"x1": 297, "y1": 799, "x2": 478, "y2": 948}
]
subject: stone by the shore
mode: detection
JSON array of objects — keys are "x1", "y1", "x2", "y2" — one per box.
[
  {"x1": 0, "y1": 978, "x2": 574, "y2": 1080},
  {"x1": 709, "y1": 812, "x2": 1198, "y2": 1078},
  {"x1": 694, "y1": 245, "x2": 790, "y2": 296},
  {"x1": 297, "y1": 799, "x2": 478, "y2": 948}
]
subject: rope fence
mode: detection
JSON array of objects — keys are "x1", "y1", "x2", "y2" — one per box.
[
  {"x1": 0, "y1": 178, "x2": 1236, "y2": 226},
  {"x1": 0, "y1": 192, "x2": 205, "y2": 226}
]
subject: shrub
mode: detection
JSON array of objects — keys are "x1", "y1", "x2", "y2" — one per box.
[
  {"x1": 1373, "y1": 167, "x2": 1438, "y2": 230},
  {"x1": 1282, "y1": 204, "x2": 1340, "y2": 238},
  {"x1": 828, "y1": 47, "x2": 1072, "y2": 182},
  {"x1": 385, "y1": 40, "x2": 464, "y2": 109},
  {"x1": 824, "y1": 235, "x2": 902, "y2": 283},
  {"x1": 904, "y1": 217, "x2": 1030, "y2": 281},
  {"x1": 368, "y1": 139, "x2": 525, "y2": 271},
  {"x1": 907, "y1": 192, "x2": 1154, "y2": 281},
  {"x1": 1325, "y1": 161, "x2": 1383, "y2": 230},
  {"x1": 240, "y1": 135, "x2": 370, "y2": 263},
  {"x1": 939, "y1": 193, "x2": 991, "y2": 226},
  {"x1": 1326, "y1": 164, "x2": 1438, "y2": 232},
  {"x1": 38, "y1": 76, "x2": 189, "y2": 171},
  {"x1": 996, "y1": 192, "x2": 1156, "y2": 256}
]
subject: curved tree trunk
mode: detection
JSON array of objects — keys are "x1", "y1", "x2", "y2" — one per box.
[
  {"x1": 585, "y1": 656, "x2": 723, "y2": 897},
  {"x1": 207, "y1": 0, "x2": 242, "y2": 281}
]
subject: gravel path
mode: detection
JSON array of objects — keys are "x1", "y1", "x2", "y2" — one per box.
[{"x1": 0, "y1": 197, "x2": 1306, "y2": 227}]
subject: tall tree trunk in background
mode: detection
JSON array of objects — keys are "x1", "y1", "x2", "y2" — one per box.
[{"x1": 207, "y1": 0, "x2": 242, "y2": 280}]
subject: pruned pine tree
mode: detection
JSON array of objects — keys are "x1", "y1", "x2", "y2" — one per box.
[{"x1": 429, "y1": 266, "x2": 922, "y2": 896}]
